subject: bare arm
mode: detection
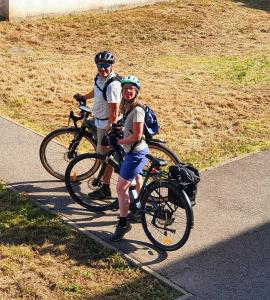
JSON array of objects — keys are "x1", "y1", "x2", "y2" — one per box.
[
  {"x1": 117, "y1": 122, "x2": 144, "y2": 145},
  {"x1": 107, "y1": 102, "x2": 120, "y2": 130},
  {"x1": 83, "y1": 89, "x2": 94, "y2": 100}
]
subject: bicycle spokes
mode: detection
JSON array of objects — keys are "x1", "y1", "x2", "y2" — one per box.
[{"x1": 141, "y1": 181, "x2": 192, "y2": 251}]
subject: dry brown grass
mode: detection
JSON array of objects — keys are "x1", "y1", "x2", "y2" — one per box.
[{"x1": 0, "y1": 0, "x2": 269, "y2": 168}]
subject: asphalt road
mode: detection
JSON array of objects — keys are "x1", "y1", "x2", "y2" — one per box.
[{"x1": 0, "y1": 116, "x2": 269, "y2": 300}]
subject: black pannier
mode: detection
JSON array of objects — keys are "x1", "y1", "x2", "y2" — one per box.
[{"x1": 168, "y1": 163, "x2": 200, "y2": 206}]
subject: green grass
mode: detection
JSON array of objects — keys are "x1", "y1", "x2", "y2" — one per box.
[
  {"x1": 0, "y1": 182, "x2": 181, "y2": 299},
  {"x1": 188, "y1": 117, "x2": 270, "y2": 169},
  {"x1": 153, "y1": 53, "x2": 270, "y2": 85}
]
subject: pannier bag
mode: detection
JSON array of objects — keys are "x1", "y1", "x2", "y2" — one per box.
[{"x1": 168, "y1": 163, "x2": 200, "y2": 206}]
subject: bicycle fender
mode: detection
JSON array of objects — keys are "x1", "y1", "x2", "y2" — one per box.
[{"x1": 180, "y1": 189, "x2": 194, "y2": 228}]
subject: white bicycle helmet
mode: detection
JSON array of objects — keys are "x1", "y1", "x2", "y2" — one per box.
[{"x1": 121, "y1": 75, "x2": 141, "y2": 90}]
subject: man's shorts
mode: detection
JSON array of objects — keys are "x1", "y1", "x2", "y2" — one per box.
[
  {"x1": 119, "y1": 147, "x2": 149, "y2": 181},
  {"x1": 96, "y1": 128, "x2": 112, "y2": 154}
]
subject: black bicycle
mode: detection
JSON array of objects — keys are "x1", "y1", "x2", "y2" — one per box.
[
  {"x1": 65, "y1": 131, "x2": 194, "y2": 251},
  {"x1": 39, "y1": 97, "x2": 181, "y2": 181},
  {"x1": 39, "y1": 99, "x2": 98, "y2": 181}
]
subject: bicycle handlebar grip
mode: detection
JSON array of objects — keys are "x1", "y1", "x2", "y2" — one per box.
[{"x1": 73, "y1": 93, "x2": 86, "y2": 106}]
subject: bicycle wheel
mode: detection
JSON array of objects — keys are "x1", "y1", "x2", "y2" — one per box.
[
  {"x1": 141, "y1": 180, "x2": 192, "y2": 251},
  {"x1": 40, "y1": 127, "x2": 99, "y2": 181},
  {"x1": 65, "y1": 153, "x2": 118, "y2": 212},
  {"x1": 148, "y1": 141, "x2": 180, "y2": 170}
]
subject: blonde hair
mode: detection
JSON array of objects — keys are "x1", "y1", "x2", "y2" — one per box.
[{"x1": 120, "y1": 97, "x2": 140, "y2": 115}]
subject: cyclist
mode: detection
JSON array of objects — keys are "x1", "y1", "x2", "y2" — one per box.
[
  {"x1": 110, "y1": 76, "x2": 149, "y2": 242},
  {"x1": 76, "y1": 50, "x2": 122, "y2": 199}
]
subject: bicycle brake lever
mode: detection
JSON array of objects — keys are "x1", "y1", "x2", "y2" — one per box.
[{"x1": 68, "y1": 111, "x2": 74, "y2": 126}]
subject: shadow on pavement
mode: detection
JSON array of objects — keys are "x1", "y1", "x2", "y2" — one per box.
[
  {"x1": 161, "y1": 222, "x2": 270, "y2": 299},
  {"x1": 9, "y1": 179, "x2": 171, "y2": 266}
]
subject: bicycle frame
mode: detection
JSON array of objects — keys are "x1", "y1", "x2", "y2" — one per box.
[
  {"x1": 67, "y1": 105, "x2": 97, "y2": 159},
  {"x1": 93, "y1": 144, "x2": 170, "y2": 210},
  {"x1": 133, "y1": 157, "x2": 167, "y2": 209}
]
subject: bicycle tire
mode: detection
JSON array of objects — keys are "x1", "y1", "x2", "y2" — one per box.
[
  {"x1": 147, "y1": 141, "x2": 180, "y2": 168},
  {"x1": 141, "y1": 180, "x2": 192, "y2": 251},
  {"x1": 39, "y1": 127, "x2": 99, "y2": 181},
  {"x1": 65, "y1": 153, "x2": 118, "y2": 212}
]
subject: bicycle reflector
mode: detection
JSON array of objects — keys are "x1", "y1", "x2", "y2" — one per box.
[{"x1": 71, "y1": 171, "x2": 77, "y2": 182}]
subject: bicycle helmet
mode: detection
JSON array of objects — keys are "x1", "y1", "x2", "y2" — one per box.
[
  {"x1": 121, "y1": 75, "x2": 141, "y2": 90},
  {"x1": 94, "y1": 51, "x2": 115, "y2": 64}
]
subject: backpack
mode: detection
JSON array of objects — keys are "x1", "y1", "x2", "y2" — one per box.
[
  {"x1": 141, "y1": 104, "x2": 160, "y2": 141},
  {"x1": 123, "y1": 103, "x2": 160, "y2": 152},
  {"x1": 168, "y1": 163, "x2": 200, "y2": 206},
  {"x1": 94, "y1": 74, "x2": 122, "y2": 101},
  {"x1": 127, "y1": 103, "x2": 159, "y2": 141}
]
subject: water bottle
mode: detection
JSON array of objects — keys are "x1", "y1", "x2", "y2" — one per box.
[
  {"x1": 129, "y1": 180, "x2": 140, "y2": 209},
  {"x1": 129, "y1": 181, "x2": 137, "y2": 202}
]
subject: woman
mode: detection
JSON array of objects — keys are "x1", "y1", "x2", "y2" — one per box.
[{"x1": 110, "y1": 75, "x2": 149, "y2": 242}]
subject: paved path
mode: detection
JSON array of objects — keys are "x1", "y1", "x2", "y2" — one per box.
[{"x1": 0, "y1": 116, "x2": 269, "y2": 300}]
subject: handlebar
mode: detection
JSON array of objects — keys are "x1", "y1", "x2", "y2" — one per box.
[
  {"x1": 73, "y1": 93, "x2": 86, "y2": 106},
  {"x1": 68, "y1": 102, "x2": 92, "y2": 128}
]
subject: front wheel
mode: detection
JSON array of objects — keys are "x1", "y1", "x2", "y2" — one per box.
[
  {"x1": 65, "y1": 153, "x2": 118, "y2": 212},
  {"x1": 141, "y1": 180, "x2": 193, "y2": 251},
  {"x1": 39, "y1": 127, "x2": 98, "y2": 181}
]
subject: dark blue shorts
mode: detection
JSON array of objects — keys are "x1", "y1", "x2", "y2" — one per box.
[{"x1": 119, "y1": 147, "x2": 149, "y2": 181}]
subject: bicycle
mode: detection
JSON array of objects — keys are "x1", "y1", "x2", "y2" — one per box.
[
  {"x1": 39, "y1": 98, "x2": 98, "y2": 181},
  {"x1": 65, "y1": 130, "x2": 194, "y2": 251},
  {"x1": 39, "y1": 96, "x2": 181, "y2": 181}
]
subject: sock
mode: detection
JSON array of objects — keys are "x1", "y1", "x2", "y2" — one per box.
[{"x1": 118, "y1": 217, "x2": 127, "y2": 227}]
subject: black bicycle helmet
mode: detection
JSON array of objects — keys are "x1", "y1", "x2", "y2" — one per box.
[{"x1": 94, "y1": 51, "x2": 115, "y2": 64}]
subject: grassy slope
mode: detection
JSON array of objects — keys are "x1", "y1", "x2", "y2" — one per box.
[
  {"x1": 0, "y1": 0, "x2": 269, "y2": 169},
  {"x1": 0, "y1": 183, "x2": 179, "y2": 299}
]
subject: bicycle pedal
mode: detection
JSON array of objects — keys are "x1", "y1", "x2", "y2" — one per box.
[{"x1": 112, "y1": 203, "x2": 119, "y2": 211}]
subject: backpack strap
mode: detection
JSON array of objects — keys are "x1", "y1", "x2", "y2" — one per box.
[
  {"x1": 123, "y1": 103, "x2": 146, "y2": 154},
  {"x1": 94, "y1": 74, "x2": 103, "y2": 93},
  {"x1": 123, "y1": 103, "x2": 145, "y2": 122},
  {"x1": 94, "y1": 74, "x2": 121, "y2": 102},
  {"x1": 102, "y1": 76, "x2": 121, "y2": 101}
]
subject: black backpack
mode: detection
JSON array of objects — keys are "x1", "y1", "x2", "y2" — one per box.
[
  {"x1": 168, "y1": 163, "x2": 200, "y2": 206},
  {"x1": 94, "y1": 74, "x2": 122, "y2": 101}
]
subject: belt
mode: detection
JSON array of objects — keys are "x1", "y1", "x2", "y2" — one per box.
[{"x1": 96, "y1": 117, "x2": 109, "y2": 121}]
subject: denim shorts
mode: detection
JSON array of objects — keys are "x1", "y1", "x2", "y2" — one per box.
[{"x1": 119, "y1": 147, "x2": 149, "y2": 181}]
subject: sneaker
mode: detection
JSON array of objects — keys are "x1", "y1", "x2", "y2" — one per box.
[
  {"x1": 127, "y1": 210, "x2": 141, "y2": 223},
  {"x1": 110, "y1": 223, "x2": 132, "y2": 242},
  {"x1": 88, "y1": 185, "x2": 111, "y2": 199}
]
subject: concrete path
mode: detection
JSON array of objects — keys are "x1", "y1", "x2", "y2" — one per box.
[{"x1": 0, "y1": 116, "x2": 269, "y2": 300}]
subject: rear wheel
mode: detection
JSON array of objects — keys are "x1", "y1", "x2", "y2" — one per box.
[
  {"x1": 65, "y1": 153, "x2": 118, "y2": 212},
  {"x1": 141, "y1": 180, "x2": 192, "y2": 251},
  {"x1": 39, "y1": 127, "x2": 98, "y2": 181},
  {"x1": 147, "y1": 141, "x2": 180, "y2": 171}
]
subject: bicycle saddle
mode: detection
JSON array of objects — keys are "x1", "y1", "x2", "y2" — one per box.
[{"x1": 146, "y1": 154, "x2": 167, "y2": 168}]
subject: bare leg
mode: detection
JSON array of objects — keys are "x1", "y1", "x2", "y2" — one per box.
[
  {"x1": 116, "y1": 176, "x2": 132, "y2": 217},
  {"x1": 103, "y1": 164, "x2": 113, "y2": 185},
  {"x1": 135, "y1": 174, "x2": 143, "y2": 194}
]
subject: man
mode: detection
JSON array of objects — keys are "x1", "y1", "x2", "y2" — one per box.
[{"x1": 76, "y1": 50, "x2": 121, "y2": 199}]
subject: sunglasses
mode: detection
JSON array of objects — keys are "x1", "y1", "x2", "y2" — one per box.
[{"x1": 96, "y1": 63, "x2": 111, "y2": 69}]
